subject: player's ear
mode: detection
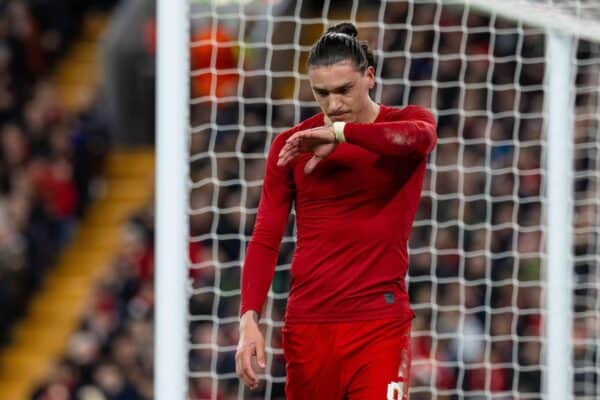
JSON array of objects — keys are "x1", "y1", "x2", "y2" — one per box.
[{"x1": 365, "y1": 66, "x2": 375, "y2": 89}]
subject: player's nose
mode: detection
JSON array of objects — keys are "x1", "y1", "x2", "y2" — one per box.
[{"x1": 329, "y1": 95, "x2": 344, "y2": 114}]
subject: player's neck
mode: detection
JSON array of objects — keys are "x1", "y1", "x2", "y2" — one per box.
[
  {"x1": 352, "y1": 98, "x2": 380, "y2": 124},
  {"x1": 361, "y1": 99, "x2": 381, "y2": 123}
]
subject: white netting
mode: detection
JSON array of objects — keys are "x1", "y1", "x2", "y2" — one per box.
[
  {"x1": 572, "y1": 40, "x2": 600, "y2": 398},
  {"x1": 185, "y1": 1, "x2": 600, "y2": 399}
]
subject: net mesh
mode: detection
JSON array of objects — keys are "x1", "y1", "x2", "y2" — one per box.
[
  {"x1": 572, "y1": 39, "x2": 600, "y2": 398},
  {"x1": 185, "y1": 1, "x2": 600, "y2": 398}
]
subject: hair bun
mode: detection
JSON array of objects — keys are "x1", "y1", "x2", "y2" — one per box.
[{"x1": 327, "y1": 22, "x2": 358, "y2": 38}]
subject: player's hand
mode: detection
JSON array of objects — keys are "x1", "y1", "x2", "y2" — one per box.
[
  {"x1": 277, "y1": 126, "x2": 337, "y2": 174},
  {"x1": 235, "y1": 311, "x2": 266, "y2": 390}
]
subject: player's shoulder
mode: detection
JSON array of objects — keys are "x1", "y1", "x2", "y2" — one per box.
[
  {"x1": 380, "y1": 104, "x2": 436, "y2": 125},
  {"x1": 271, "y1": 112, "x2": 325, "y2": 148}
]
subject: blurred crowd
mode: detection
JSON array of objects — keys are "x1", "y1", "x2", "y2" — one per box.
[
  {"x1": 0, "y1": 0, "x2": 116, "y2": 348},
  {"x1": 31, "y1": 206, "x2": 155, "y2": 400},
  {"x1": 28, "y1": 1, "x2": 600, "y2": 399}
]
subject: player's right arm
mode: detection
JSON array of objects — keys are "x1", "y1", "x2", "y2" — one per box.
[{"x1": 236, "y1": 133, "x2": 294, "y2": 389}]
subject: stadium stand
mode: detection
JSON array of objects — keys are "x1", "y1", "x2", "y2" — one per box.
[
  {"x1": 0, "y1": 0, "x2": 115, "y2": 352},
  {"x1": 0, "y1": 1, "x2": 156, "y2": 398}
]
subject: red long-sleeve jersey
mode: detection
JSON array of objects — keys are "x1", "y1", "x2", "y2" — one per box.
[{"x1": 240, "y1": 104, "x2": 437, "y2": 324}]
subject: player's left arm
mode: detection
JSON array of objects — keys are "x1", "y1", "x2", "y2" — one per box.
[
  {"x1": 278, "y1": 105, "x2": 436, "y2": 173},
  {"x1": 341, "y1": 105, "x2": 437, "y2": 158}
]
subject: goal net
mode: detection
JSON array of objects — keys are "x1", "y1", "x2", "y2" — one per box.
[{"x1": 183, "y1": 0, "x2": 600, "y2": 399}]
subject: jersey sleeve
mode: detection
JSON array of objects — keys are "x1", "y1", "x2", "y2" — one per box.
[
  {"x1": 343, "y1": 105, "x2": 437, "y2": 158},
  {"x1": 240, "y1": 134, "x2": 295, "y2": 317}
]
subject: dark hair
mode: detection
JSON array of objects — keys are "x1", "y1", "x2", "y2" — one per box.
[{"x1": 307, "y1": 22, "x2": 376, "y2": 72}]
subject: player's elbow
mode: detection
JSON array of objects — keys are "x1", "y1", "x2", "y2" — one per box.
[
  {"x1": 414, "y1": 121, "x2": 437, "y2": 158},
  {"x1": 406, "y1": 107, "x2": 437, "y2": 158},
  {"x1": 423, "y1": 122, "x2": 437, "y2": 155}
]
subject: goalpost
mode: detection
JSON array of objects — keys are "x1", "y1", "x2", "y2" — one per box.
[
  {"x1": 155, "y1": 0, "x2": 189, "y2": 399},
  {"x1": 156, "y1": 0, "x2": 600, "y2": 399}
]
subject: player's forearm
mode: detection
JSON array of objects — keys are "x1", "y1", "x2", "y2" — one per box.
[
  {"x1": 240, "y1": 240, "x2": 279, "y2": 316},
  {"x1": 240, "y1": 199, "x2": 291, "y2": 316},
  {"x1": 341, "y1": 120, "x2": 436, "y2": 157},
  {"x1": 241, "y1": 137, "x2": 293, "y2": 316}
]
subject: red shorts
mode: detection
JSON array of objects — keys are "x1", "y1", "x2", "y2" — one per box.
[{"x1": 281, "y1": 318, "x2": 411, "y2": 400}]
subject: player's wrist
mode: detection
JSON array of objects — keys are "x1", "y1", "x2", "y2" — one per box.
[
  {"x1": 240, "y1": 310, "x2": 259, "y2": 326},
  {"x1": 332, "y1": 121, "x2": 346, "y2": 143}
]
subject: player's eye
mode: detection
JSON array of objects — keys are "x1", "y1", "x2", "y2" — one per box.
[{"x1": 335, "y1": 85, "x2": 352, "y2": 95}]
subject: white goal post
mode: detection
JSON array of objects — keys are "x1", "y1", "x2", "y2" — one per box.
[{"x1": 155, "y1": 0, "x2": 189, "y2": 399}]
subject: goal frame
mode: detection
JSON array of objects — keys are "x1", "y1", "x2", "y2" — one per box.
[{"x1": 155, "y1": 0, "x2": 189, "y2": 399}]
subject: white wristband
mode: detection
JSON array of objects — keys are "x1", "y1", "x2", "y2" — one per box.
[{"x1": 332, "y1": 121, "x2": 346, "y2": 143}]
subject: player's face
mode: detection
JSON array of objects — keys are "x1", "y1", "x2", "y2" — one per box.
[{"x1": 309, "y1": 60, "x2": 375, "y2": 123}]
